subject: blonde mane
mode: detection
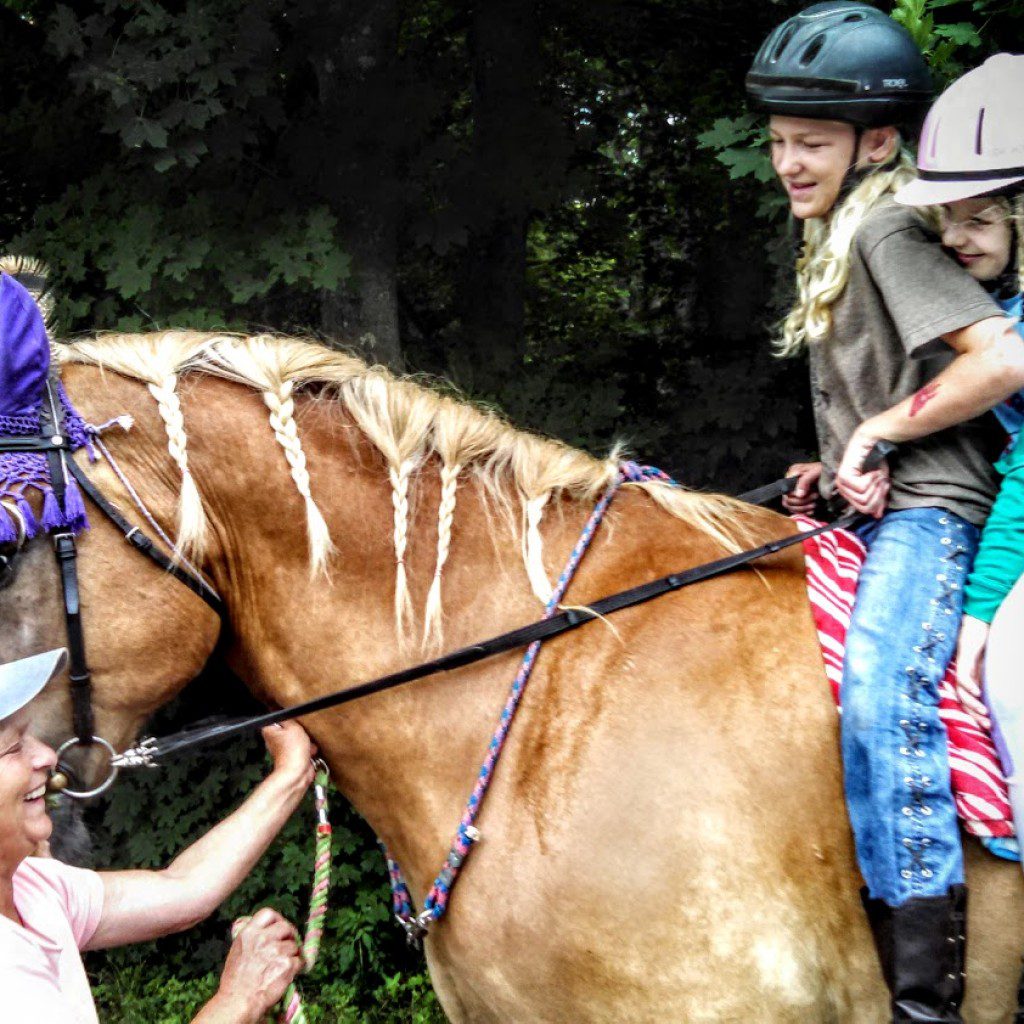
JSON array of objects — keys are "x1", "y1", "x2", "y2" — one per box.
[{"x1": 59, "y1": 332, "x2": 758, "y2": 645}]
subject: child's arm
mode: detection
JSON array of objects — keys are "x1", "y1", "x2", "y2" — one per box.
[{"x1": 837, "y1": 316, "x2": 1024, "y2": 515}]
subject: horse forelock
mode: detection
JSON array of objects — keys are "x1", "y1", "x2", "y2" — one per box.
[{"x1": 57, "y1": 331, "x2": 758, "y2": 646}]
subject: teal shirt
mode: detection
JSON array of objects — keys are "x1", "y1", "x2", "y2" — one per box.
[{"x1": 963, "y1": 293, "x2": 1024, "y2": 623}]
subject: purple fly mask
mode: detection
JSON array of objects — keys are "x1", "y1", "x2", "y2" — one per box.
[{"x1": 0, "y1": 272, "x2": 91, "y2": 541}]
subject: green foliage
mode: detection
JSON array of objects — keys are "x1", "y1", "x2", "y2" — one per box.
[
  {"x1": 696, "y1": 1, "x2": 998, "y2": 221},
  {"x1": 890, "y1": 0, "x2": 983, "y2": 83}
]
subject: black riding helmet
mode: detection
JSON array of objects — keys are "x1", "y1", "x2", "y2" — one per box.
[{"x1": 746, "y1": 1, "x2": 932, "y2": 128}]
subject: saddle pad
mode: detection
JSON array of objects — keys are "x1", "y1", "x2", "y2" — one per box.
[{"x1": 796, "y1": 515, "x2": 1014, "y2": 840}]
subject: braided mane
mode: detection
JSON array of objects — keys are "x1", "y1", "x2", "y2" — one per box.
[{"x1": 60, "y1": 331, "x2": 756, "y2": 644}]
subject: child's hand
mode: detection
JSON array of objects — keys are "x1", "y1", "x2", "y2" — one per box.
[
  {"x1": 836, "y1": 431, "x2": 890, "y2": 518},
  {"x1": 781, "y1": 462, "x2": 822, "y2": 516},
  {"x1": 955, "y1": 614, "x2": 992, "y2": 731}
]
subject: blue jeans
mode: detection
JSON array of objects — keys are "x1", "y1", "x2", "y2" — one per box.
[{"x1": 842, "y1": 507, "x2": 979, "y2": 907}]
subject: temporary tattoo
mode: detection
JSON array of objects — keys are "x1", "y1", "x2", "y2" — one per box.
[{"x1": 909, "y1": 382, "x2": 939, "y2": 418}]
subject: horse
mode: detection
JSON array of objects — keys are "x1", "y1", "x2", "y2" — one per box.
[{"x1": 2, "y1": 328, "x2": 1024, "y2": 1022}]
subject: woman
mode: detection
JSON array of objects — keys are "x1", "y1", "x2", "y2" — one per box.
[
  {"x1": 747, "y1": 5, "x2": 1024, "y2": 1021},
  {"x1": 0, "y1": 647, "x2": 313, "y2": 1024}
]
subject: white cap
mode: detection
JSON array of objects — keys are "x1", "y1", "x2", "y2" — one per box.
[{"x1": 0, "y1": 649, "x2": 67, "y2": 721}]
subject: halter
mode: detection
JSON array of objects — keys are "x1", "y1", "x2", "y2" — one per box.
[{"x1": 0, "y1": 378, "x2": 222, "y2": 797}]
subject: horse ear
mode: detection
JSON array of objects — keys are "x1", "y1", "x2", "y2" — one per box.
[{"x1": 0, "y1": 254, "x2": 58, "y2": 335}]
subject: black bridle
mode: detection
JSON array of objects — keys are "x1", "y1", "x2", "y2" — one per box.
[{"x1": 0, "y1": 379, "x2": 221, "y2": 788}]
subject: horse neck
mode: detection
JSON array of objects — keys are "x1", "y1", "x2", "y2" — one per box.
[{"x1": 158, "y1": 374, "x2": 602, "y2": 889}]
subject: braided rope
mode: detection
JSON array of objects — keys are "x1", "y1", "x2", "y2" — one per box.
[
  {"x1": 231, "y1": 763, "x2": 332, "y2": 1024},
  {"x1": 262, "y1": 382, "x2": 333, "y2": 576},
  {"x1": 423, "y1": 460, "x2": 462, "y2": 646},
  {"x1": 147, "y1": 374, "x2": 206, "y2": 556},
  {"x1": 386, "y1": 462, "x2": 667, "y2": 941}
]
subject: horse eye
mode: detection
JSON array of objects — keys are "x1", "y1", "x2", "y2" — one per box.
[{"x1": 0, "y1": 551, "x2": 18, "y2": 589}]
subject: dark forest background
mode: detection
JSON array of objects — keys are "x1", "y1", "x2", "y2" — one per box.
[{"x1": 3, "y1": 0, "x2": 1022, "y2": 1019}]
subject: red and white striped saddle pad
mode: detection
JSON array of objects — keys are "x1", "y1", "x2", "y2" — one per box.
[{"x1": 797, "y1": 515, "x2": 1014, "y2": 839}]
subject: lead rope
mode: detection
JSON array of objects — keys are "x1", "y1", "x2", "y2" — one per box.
[
  {"x1": 386, "y1": 461, "x2": 666, "y2": 942},
  {"x1": 232, "y1": 760, "x2": 332, "y2": 1024}
]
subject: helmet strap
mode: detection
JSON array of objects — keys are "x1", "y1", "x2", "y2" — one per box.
[{"x1": 836, "y1": 125, "x2": 866, "y2": 204}]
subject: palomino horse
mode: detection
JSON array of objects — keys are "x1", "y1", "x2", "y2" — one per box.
[{"x1": 2, "y1": 330, "x2": 1024, "y2": 1022}]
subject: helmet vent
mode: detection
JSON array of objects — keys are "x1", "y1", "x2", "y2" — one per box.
[
  {"x1": 842, "y1": 12, "x2": 867, "y2": 21},
  {"x1": 772, "y1": 24, "x2": 797, "y2": 62},
  {"x1": 975, "y1": 107, "x2": 986, "y2": 156},
  {"x1": 800, "y1": 34, "x2": 826, "y2": 67}
]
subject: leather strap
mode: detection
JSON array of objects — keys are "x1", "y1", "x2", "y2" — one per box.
[
  {"x1": 118, "y1": 510, "x2": 863, "y2": 765},
  {"x1": 39, "y1": 382, "x2": 95, "y2": 743},
  {"x1": 65, "y1": 459, "x2": 223, "y2": 615}
]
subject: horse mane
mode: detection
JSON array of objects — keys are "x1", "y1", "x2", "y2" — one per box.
[{"x1": 59, "y1": 331, "x2": 760, "y2": 645}]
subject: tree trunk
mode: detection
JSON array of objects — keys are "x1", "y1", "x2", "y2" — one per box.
[
  {"x1": 455, "y1": 0, "x2": 542, "y2": 394},
  {"x1": 314, "y1": 0, "x2": 403, "y2": 370}
]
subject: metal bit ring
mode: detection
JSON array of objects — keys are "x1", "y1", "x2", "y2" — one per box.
[{"x1": 54, "y1": 736, "x2": 120, "y2": 799}]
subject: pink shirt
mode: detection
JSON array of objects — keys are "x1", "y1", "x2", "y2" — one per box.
[{"x1": 0, "y1": 857, "x2": 104, "y2": 1024}]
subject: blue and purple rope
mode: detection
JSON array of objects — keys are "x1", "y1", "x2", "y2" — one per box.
[{"x1": 387, "y1": 462, "x2": 674, "y2": 940}]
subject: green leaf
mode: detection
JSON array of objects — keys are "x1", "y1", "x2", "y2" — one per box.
[{"x1": 933, "y1": 21, "x2": 983, "y2": 45}]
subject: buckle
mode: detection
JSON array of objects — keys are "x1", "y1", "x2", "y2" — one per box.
[{"x1": 52, "y1": 532, "x2": 76, "y2": 559}]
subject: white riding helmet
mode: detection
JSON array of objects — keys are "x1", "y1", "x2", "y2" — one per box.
[{"x1": 896, "y1": 53, "x2": 1024, "y2": 207}]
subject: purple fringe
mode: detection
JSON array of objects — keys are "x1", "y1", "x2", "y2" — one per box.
[
  {"x1": 0, "y1": 506, "x2": 16, "y2": 544},
  {"x1": 41, "y1": 488, "x2": 63, "y2": 531},
  {"x1": 0, "y1": 380, "x2": 94, "y2": 536}
]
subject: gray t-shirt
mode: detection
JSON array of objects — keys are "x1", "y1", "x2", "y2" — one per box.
[{"x1": 809, "y1": 199, "x2": 1004, "y2": 526}]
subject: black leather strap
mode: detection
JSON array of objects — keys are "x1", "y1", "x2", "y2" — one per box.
[
  {"x1": 0, "y1": 436, "x2": 66, "y2": 453},
  {"x1": 125, "y1": 510, "x2": 863, "y2": 764},
  {"x1": 65, "y1": 459, "x2": 223, "y2": 615},
  {"x1": 39, "y1": 383, "x2": 95, "y2": 743},
  {"x1": 738, "y1": 475, "x2": 799, "y2": 506}
]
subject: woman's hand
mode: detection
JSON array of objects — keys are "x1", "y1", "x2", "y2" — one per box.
[
  {"x1": 955, "y1": 614, "x2": 992, "y2": 731},
  {"x1": 262, "y1": 721, "x2": 316, "y2": 789},
  {"x1": 194, "y1": 908, "x2": 303, "y2": 1024},
  {"x1": 782, "y1": 462, "x2": 823, "y2": 516},
  {"x1": 836, "y1": 430, "x2": 891, "y2": 518}
]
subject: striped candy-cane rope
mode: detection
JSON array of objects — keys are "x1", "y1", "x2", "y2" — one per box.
[
  {"x1": 233, "y1": 759, "x2": 333, "y2": 1024},
  {"x1": 388, "y1": 463, "x2": 668, "y2": 942}
]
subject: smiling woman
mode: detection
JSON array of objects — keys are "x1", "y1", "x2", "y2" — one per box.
[{"x1": 0, "y1": 645, "x2": 316, "y2": 1024}]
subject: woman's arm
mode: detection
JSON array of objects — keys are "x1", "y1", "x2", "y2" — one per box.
[{"x1": 86, "y1": 722, "x2": 314, "y2": 949}]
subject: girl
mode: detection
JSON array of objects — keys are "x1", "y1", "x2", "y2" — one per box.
[
  {"x1": 895, "y1": 56, "x2": 1024, "y2": 859},
  {"x1": 747, "y1": 7, "x2": 1024, "y2": 1021}
]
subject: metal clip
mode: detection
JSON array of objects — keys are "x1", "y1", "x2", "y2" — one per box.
[
  {"x1": 398, "y1": 909, "x2": 435, "y2": 948},
  {"x1": 109, "y1": 736, "x2": 159, "y2": 769}
]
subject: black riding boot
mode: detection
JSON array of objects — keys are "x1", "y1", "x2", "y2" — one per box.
[{"x1": 861, "y1": 885, "x2": 967, "y2": 1023}]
